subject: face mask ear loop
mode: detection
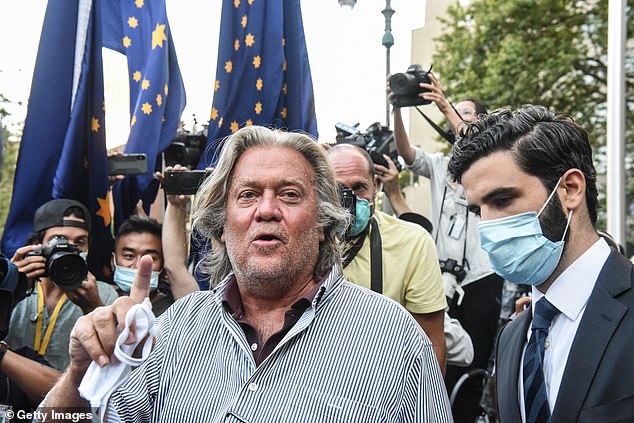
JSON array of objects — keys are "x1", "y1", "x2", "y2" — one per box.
[
  {"x1": 537, "y1": 177, "x2": 563, "y2": 217},
  {"x1": 560, "y1": 209, "x2": 573, "y2": 242}
]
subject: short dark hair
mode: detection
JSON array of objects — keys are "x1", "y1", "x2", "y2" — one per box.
[
  {"x1": 115, "y1": 216, "x2": 162, "y2": 246},
  {"x1": 448, "y1": 104, "x2": 599, "y2": 225}
]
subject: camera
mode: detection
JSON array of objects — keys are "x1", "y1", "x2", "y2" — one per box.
[
  {"x1": 164, "y1": 132, "x2": 206, "y2": 169},
  {"x1": 25, "y1": 237, "x2": 88, "y2": 290},
  {"x1": 439, "y1": 258, "x2": 466, "y2": 283},
  {"x1": 389, "y1": 64, "x2": 433, "y2": 108},
  {"x1": 335, "y1": 121, "x2": 401, "y2": 171},
  {"x1": 337, "y1": 184, "x2": 357, "y2": 238}
]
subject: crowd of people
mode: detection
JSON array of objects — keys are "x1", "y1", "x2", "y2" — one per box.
[{"x1": 1, "y1": 72, "x2": 632, "y2": 423}]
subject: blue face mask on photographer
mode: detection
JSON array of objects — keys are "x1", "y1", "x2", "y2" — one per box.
[
  {"x1": 113, "y1": 259, "x2": 160, "y2": 293},
  {"x1": 349, "y1": 198, "x2": 372, "y2": 237},
  {"x1": 477, "y1": 178, "x2": 572, "y2": 286}
]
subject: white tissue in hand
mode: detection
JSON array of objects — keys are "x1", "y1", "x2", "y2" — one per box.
[{"x1": 78, "y1": 297, "x2": 155, "y2": 410}]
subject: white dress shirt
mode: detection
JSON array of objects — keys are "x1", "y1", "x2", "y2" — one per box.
[{"x1": 518, "y1": 238, "x2": 611, "y2": 422}]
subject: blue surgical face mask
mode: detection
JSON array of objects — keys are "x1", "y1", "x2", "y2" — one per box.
[
  {"x1": 349, "y1": 198, "x2": 372, "y2": 237},
  {"x1": 477, "y1": 178, "x2": 572, "y2": 286},
  {"x1": 113, "y1": 260, "x2": 160, "y2": 293}
]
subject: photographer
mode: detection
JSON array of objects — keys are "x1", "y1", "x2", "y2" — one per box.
[
  {"x1": 328, "y1": 144, "x2": 448, "y2": 372},
  {"x1": 388, "y1": 73, "x2": 503, "y2": 423},
  {"x1": 6, "y1": 200, "x2": 118, "y2": 371}
]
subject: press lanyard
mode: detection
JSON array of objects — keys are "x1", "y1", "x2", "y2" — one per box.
[{"x1": 34, "y1": 282, "x2": 68, "y2": 355}]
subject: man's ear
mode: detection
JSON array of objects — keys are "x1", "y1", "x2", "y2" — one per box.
[{"x1": 560, "y1": 168, "x2": 585, "y2": 211}]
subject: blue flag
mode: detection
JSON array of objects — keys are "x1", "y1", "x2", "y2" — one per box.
[
  {"x1": 204, "y1": 0, "x2": 318, "y2": 165},
  {"x1": 1, "y1": 0, "x2": 113, "y2": 280},
  {"x1": 191, "y1": 0, "x2": 318, "y2": 290},
  {"x1": 102, "y1": 0, "x2": 186, "y2": 226},
  {"x1": 2, "y1": 0, "x2": 185, "y2": 281}
]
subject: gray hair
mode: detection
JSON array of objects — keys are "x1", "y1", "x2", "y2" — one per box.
[{"x1": 192, "y1": 126, "x2": 350, "y2": 285}]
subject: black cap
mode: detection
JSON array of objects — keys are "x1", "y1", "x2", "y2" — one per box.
[{"x1": 33, "y1": 199, "x2": 91, "y2": 233}]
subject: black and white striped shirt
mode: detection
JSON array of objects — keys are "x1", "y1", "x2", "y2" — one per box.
[{"x1": 107, "y1": 265, "x2": 452, "y2": 422}]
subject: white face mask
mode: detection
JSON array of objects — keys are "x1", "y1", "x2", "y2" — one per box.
[{"x1": 78, "y1": 298, "x2": 155, "y2": 412}]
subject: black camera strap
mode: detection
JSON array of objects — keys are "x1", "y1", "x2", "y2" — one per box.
[
  {"x1": 342, "y1": 217, "x2": 383, "y2": 294},
  {"x1": 369, "y1": 218, "x2": 383, "y2": 294},
  {"x1": 414, "y1": 101, "x2": 465, "y2": 145}
]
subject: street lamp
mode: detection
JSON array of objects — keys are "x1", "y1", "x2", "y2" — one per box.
[
  {"x1": 338, "y1": 0, "x2": 394, "y2": 128},
  {"x1": 337, "y1": 0, "x2": 357, "y2": 9}
]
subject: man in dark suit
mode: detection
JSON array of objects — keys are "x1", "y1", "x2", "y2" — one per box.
[{"x1": 447, "y1": 104, "x2": 634, "y2": 423}]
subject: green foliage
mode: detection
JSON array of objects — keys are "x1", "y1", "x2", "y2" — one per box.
[{"x1": 432, "y1": 0, "x2": 633, "y2": 147}]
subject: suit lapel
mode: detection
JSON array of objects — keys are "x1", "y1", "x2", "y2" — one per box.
[
  {"x1": 552, "y1": 252, "x2": 631, "y2": 423},
  {"x1": 496, "y1": 307, "x2": 531, "y2": 423}
]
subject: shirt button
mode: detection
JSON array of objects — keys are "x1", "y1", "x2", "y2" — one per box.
[
  {"x1": 251, "y1": 343, "x2": 258, "y2": 351},
  {"x1": 544, "y1": 339, "x2": 551, "y2": 349},
  {"x1": 248, "y1": 382, "x2": 258, "y2": 392}
]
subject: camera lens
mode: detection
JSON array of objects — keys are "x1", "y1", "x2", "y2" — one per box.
[
  {"x1": 48, "y1": 253, "x2": 88, "y2": 290},
  {"x1": 389, "y1": 72, "x2": 415, "y2": 95}
]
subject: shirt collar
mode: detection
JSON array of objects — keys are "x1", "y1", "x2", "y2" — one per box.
[
  {"x1": 219, "y1": 265, "x2": 343, "y2": 315},
  {"x1": 532, "y1": 237, "x2": 611, "y2": 322}
]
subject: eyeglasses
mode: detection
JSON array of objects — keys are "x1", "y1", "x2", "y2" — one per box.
[{"x1": 457, "y1": 108, "x2": 476, "y2": 117}]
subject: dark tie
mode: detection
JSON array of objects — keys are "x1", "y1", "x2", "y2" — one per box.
[{"x1": 523, "y1": 297, "x2": 560, "y2": 423}]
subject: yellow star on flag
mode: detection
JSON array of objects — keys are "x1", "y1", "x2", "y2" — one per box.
[
  {"x1": 248, "y1": 0, "x2": 254, "y2": 4},
  {"x1": 123, "y1": 36, "x2": 132, "y2": 48},
  {"x1": 91, "y1": 117, "x2": 100, "y2": 132},
  {"x1": 128, "y1": 17, "x2": 138, "y2": 28},
  {"x1": 218, "y1": 117, "x2": 224, "y2": 128},
  {"x1": 214, "y1": 80, "x2": 220, "y2": 92},
  {"x1": 156, "y1": 94, "x2": 163, "y2": 106},
  {"x1": 245, "y1": 119, "x2": 253, "y2": 126},
  {"x1": 142, "y1": 102, "x2": 152, "y2": 115},
  {"x1": 252, "y1": 55, "x2": 261, "y2": 69},
  {"x1": 281, "y1": 107, "x2": 287, "y2": 119},
  {"x1": 135, "y1": 0, "x2": 144, "y2": 8},
  {"x1": 282, "y1": 38, "x2": 286, "y2": 47},
  {"x1": 230, "y1": 121, "x2": 239, "y2": 133},
  {"x1": 210, "y1": 107, "x2": 219, "y2": 120},
  {"x1": 164, "y1": 84, "x2": 169, "y2": 95},
  {"x1": 256, "y1": 78, "x2": 263, "y2": 91},
  {"x1": 283, "y1": 60, "x2": 287, "y2": 72},
  {"x1": 225, "y1": 61, "x2": 233, "y2": 73},
  {"x1": 283, "y1": 83, "x2": 287, "y2": 95},
  {"x1": 241, "y1": 15, "x2": 248, "y2": 28},
  {"x1": 96, "y1": 194, "x2": 112, "y2": 227},
  {"x1": 234, "y1": 39, "x2": 240, "y2": 51},
  {"x1": 131, "y1": 116, "x2": 137, "y2": 127},
  {"x1": 245, "y1": 33, "x2": 255, "y2": 47},
  {"x1": 152, "y1": 24, "x2": 167, "y2": 49},
  {"x1": 255, "y1": 102, "x2": 262, "y2": 115},
  {"x1": 132, "y1": 71, "x2": 141, "y2": 82},
  {"x1": 141, "y1": 79, "x2": 150, "y2": 90},
  {"x1": 234, "y1": 0, "x2": 240, "y2": 7}
]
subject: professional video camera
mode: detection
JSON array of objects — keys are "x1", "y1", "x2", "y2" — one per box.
[
  {"x1": 335, "y1": 121, "x2": 401, "y2": 171},
  {"x1": 164, "y1": 130, "x2": 206, "y2": 169},
  {"x1": 389, "y1": 64, "x2": 433, "y2": 108},
  {"x1": 25, "y1": 236, "x2": 88, "y2": 290}
]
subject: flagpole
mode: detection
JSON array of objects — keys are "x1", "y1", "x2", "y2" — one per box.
[
  {"x1": 382, "y1": 1, "x2": 394, "y2": 129},
  {"x1": 606, "y1": 0, "x2": 626, "y2": 250}
]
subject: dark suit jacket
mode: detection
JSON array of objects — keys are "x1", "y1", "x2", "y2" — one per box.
[{"x1": 495, "y1": 251, "x2": 634, "y2": 423}]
